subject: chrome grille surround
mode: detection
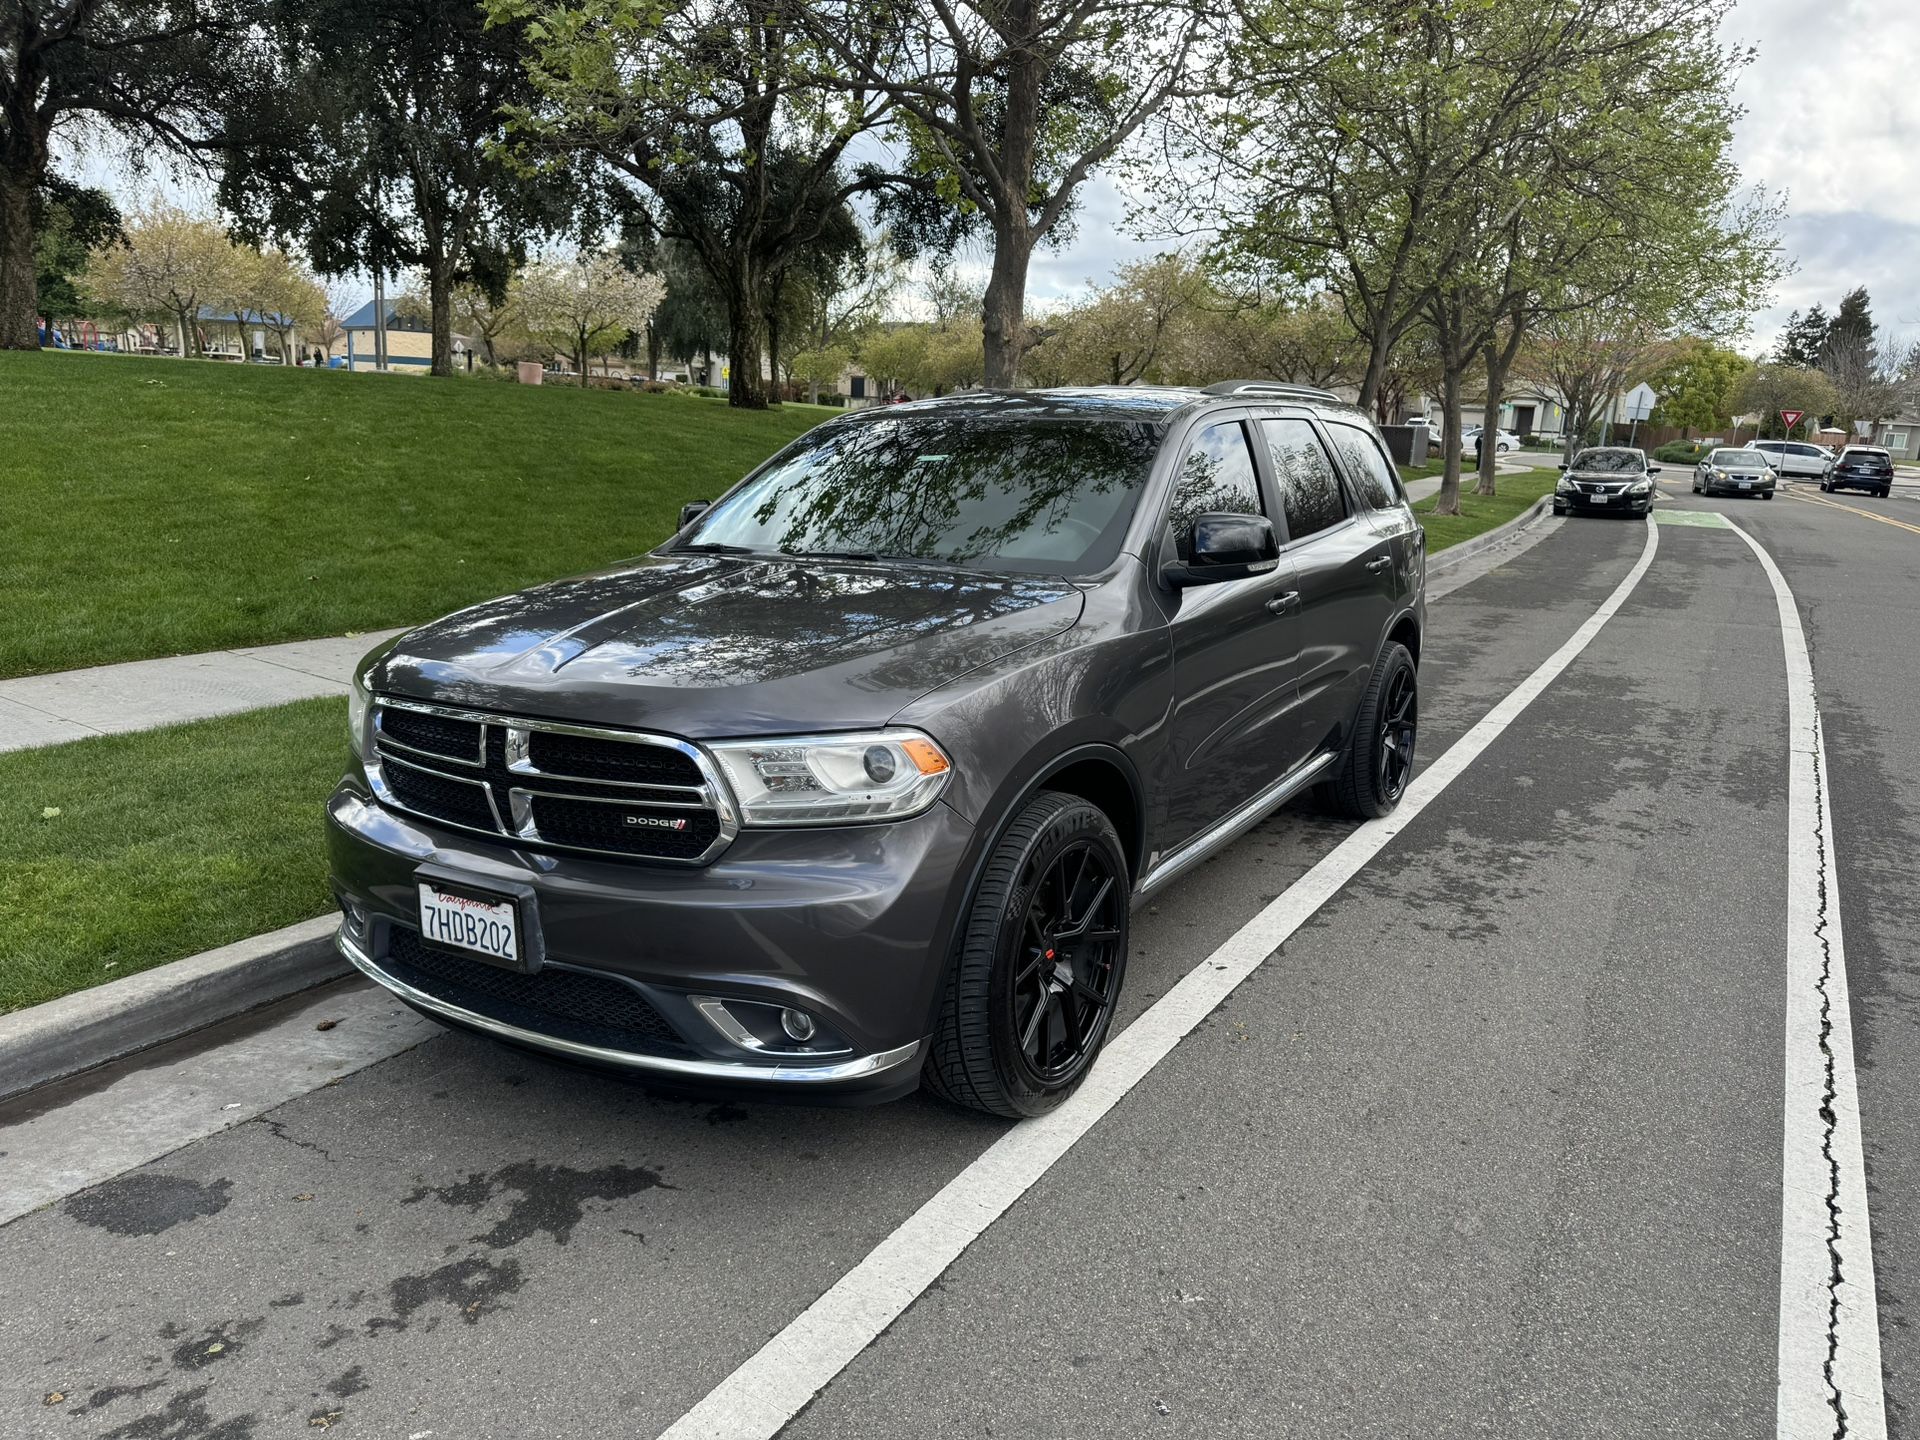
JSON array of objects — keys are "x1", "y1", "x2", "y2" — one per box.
[{"x1": 366, "y1": 697, "x2": 739, "y2": 865}]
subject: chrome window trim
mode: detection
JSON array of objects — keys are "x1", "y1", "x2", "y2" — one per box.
[
  {"x1": 367, "y1": 697, "x2": 740, "y2": 866},
  {"x1": 341, "y1": 930, "x2": 918, "y2": 1084}
]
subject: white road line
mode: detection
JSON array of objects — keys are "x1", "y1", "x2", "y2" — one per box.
[
  {"x1": 1725, "y1": 520, "x2": 1887, "y2": 1439},
  {"x1": 657, "y1": 518, "x2": 1663, "y2": 1440}
]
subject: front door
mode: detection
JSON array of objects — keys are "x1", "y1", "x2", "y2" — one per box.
[
  {"x1": 1271, "y1": 418, "x2": 1401, "y2": 757},
  {"x1": 1160, "y1": 418, "x2": 1304, "y2": 851},
  {"x1": 1514, "y1": 404, "x2": 1536, "y2": 435}
]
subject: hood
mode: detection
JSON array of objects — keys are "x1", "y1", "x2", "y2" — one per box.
[{"x1": 373, "y1": 554, "x2": 1085, "y2": 737}]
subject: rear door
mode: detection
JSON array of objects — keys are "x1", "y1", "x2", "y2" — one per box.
[
  {"x1": 1260, "y1": 415, "x2": 1400, "y2": 759},
  {"x1": 1158, "y1": 415, "x2": 1305, "y2": 848}
]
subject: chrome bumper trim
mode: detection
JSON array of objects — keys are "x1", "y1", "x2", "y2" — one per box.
[{"x1": 337, "y1": 930, "x2": 923, "y2": 1086}]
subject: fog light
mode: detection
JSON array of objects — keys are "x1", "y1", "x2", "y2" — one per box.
[
  {"x1": 338, "y1": 897, "x2": 369, "y2": 941},
  {"x1": 780, "y1": 1008, "x2": 817, "y2": 1043}
]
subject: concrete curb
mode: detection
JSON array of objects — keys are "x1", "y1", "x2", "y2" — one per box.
[
  {"x1": 0, "y1": 914, "x2": 347, "y2": 1104},
  {"x1": 1426, "y1": 495, "x2": 1556, "y2": 579}
]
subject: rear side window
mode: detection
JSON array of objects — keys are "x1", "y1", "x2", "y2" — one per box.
[
  {"x1": 1167, "y1": 421, "x2": 1262, "y2": 561},
  {"x1": 1261, "y1": 419, "x2": 1348, "y2": 541},
  {"x1": 1326, "y1": 423, "x2": 1403, "y2": 510}
]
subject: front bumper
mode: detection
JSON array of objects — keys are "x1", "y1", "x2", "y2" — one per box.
[
  {"x1": 327, "y1": 775, "x2": 979, "y2": 1098},
  {"x1": 1703, "y1": 475, "x2": 1774, "y2": 496},
  {"x1": 1555, "y1": 488, "x2": 1652, "y2": 514}
]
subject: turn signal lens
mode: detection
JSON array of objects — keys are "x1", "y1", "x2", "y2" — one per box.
[{"x1": 899, "y1": 737, "x2": 951, "y2": 776}]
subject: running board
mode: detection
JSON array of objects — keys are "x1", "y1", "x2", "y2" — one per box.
[{"x1": 1134, "y1": 751, "x2": 1339, "y2": 899}]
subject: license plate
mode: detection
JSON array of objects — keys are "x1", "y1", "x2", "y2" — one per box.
[
  {"x1": 1739, "y1": 480, "x2": 1751, "y2": 489},
  {"x1": 418, "y1": 883, "x2": 520, "y2": 966},
  {"x1": 1588, "y1": 492, "x2": 1608, "y2": 503}
]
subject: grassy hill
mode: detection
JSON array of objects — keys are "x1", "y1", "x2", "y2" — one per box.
[{"x1": 0, "y1": 352, "x2": 827, "y2": 679}]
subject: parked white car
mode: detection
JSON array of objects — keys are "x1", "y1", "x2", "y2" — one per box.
[
  {"x1": 1750, "y1": 439, "x2": 1833, "y2": 480},
  {"x1": 1459, "y1": 427, "x2": 1520, "y2": 455}
]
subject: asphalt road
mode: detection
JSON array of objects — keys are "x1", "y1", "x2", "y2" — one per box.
[{"x1": 3, "y1": 475, "x2": 1916, "y2": 1439}]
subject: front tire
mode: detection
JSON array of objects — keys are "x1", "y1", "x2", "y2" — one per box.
[
  {"x1": 925, "y1": 792, "x2": 1130, "y2": 1118},
  {"x1": 1328, "y1": 642, "x2": 1418, "y2": 819}
]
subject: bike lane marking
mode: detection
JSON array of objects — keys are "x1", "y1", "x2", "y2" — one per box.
[
  {"x1": 656, "y1": 518, "x2": 1663, "y2": 1440},
  {"x1": 1724, "y1": 517, "x2": 1887, "y2": 1440}
]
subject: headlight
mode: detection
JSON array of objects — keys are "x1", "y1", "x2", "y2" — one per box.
[
  {"x1": 347, "y1": 669, "x2": 373, "y2": 760},
  {"x1": 708, "y1": 729, "x2": 953, "y2": 825},
  {"x1": 1713, "y1": 468, "x2": 1727, "y2": 480},
  {"x1": 1629, "y1": 479, "x2": 1651, "y2": 494},
  {"x1": 1556, "y1": 476, "x2": 1574, "y2": 493}
]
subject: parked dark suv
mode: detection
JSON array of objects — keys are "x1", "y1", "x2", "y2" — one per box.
[{"x1": 328, "y1": 384, "x2": 1425, "y2": 1116}]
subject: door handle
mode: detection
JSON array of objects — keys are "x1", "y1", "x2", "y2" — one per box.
[
  {"x1": 1265, "y1": 591, "x2": 1299, "y2": 614},
  {"x1": 1365, "y1": 556, "x2": 1393, "y2": 572}
]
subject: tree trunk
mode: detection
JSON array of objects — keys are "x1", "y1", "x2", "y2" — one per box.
[
  {"x1": 981, "y1": 218, "x2": 1034, "y2": 389},
  {"x1": 1432, "y1": 365, "x2": 1465, "y2": 517},
  {"x1": 766, "y1": 305, "x2": 783, "y2": 404},
  {"x1": 1357, "y1": 324, "x2": 1396, "y2": 419},
  {"x1": 646, "y1": 325, "x2": 660, "y2": 381},
  {"x1": 429, "y1": 263, "x2": 454, "y2": 377},
  {"x1": 724, "y1": 263, "x2": 769, "y2": 409},
  {"x1": 1478, "y1": 354, "x2": 1508, "y2": 498},
  {"x1": 575, "y1": 329, "x2": 589, "y2": 387},
  {"x1": 0, "y1": 164, "x2": 41, "y2": 350}
]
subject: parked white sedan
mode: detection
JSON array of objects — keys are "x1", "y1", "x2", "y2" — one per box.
[{"x1": 1459, "y1": 427, "x2": 1521, "y2": 455}]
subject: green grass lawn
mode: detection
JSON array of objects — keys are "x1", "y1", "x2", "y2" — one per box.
[
  {"x1": 0, "y1": 698, "x2": 345, "y2": 1013},
  {"x1": 0, "y1": 352, "x2": 826, "y2": 680},
  {"x1": 1413, "y1": 471, "x2": 1559, "y2": 551}
]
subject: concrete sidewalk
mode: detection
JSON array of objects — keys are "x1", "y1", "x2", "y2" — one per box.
[{"x1": 0, "y1": 630, "x2": 403, "y2": 755}]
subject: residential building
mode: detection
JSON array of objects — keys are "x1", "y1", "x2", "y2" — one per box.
[
  {"x1": 337, "y1": 301, "x2": 477, "y2": 372},
  {"x1": 1870, "y1": 413, "x2": 1919, "y2": 461}
]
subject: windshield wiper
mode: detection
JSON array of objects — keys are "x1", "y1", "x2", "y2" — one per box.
[
  {"x1": 791, "y1": 548, "x2": 949, "y2": 566},
  {"x1": 671, "y1": 541, "x2": 761, "y2": 556}
]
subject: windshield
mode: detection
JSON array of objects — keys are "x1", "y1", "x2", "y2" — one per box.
[
  {"x1": 1570, "y1": 448, "x2": 1645, "y2": 473},
  {"x1": 680, "y1": 414, "x2": 1161, "y2": 575},
  {"x1": 1711, "y1": 450, "x2": 1767, "y2": 467}
]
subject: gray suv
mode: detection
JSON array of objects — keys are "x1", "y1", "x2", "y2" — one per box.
[{"x1": 327, "y1": 384, "x2": 1426, "y2": 1116}]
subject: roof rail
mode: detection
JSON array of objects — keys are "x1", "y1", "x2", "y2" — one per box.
[{"x1": 1200, "y1": 380, "x2": 1340, "y2": 402}]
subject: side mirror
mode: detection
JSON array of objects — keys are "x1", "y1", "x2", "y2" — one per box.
[
  {"x1": 1165, "y1": 513, "x2": 1280, "y2": 588},
  {"x1": 1647, "y1": 464, "x2": 1662, "y2": 475},
  {"x1": 1557, "y1": 461, "x2": 1568, "y2": 470},
  {"x1": 678, "y1": 500, "x2": 711, "y2": 530}
]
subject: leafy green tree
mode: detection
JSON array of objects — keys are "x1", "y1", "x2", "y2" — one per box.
[
  {"x1": 31, "y1": 176, "x2": 121, "y2": 323},
  {"x1": 497, "y1": 0, "x2": 893, "y2": 408},
  {"x1": 1, "y1": 0, "x2": 261, "y2": 349},
  {"x1": 806, "y1": 0, "x2": 1211, "y2": 387},
  {"x1": 80, "y1": 205, "x2": 246, "y2": 357},
  {"x1": 1774, "y1": 306, "x2": 1829, "y2": 368},
  {"x1": 513, "y1": 250, "x2": 666, "y2": 386},
  {"x1": 1731, "y1": 363, "x2": 1839, "y2": 440},
  {"x1": 218, "y1": 0, "x2": 584, "y2": 376},
  {"x1": 1647, "y1": 343, "x2": 1750, "y2": 436}
]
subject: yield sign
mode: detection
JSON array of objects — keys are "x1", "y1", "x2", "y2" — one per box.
[{"x1": 1781, "y1": 409, "x2": 1805, "y2": 430}]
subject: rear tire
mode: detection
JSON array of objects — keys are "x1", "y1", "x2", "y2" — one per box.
[
  {"x1": 1327, "y1": 642, "x2": 1418, "y2": 820},
  {"x1": 1879, "y1": 487, "x2": 1892, "y2": 498},
  {"x1": 924, "y1": 792, "x2": 1129, "y2": 1118}
]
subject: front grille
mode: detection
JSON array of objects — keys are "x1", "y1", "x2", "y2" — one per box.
[
  {"x1": 370, "y1": 700, "x2": 729, "y2": 865},
  {"x1": 529, "y1": 794, "x2": 722, "y2": 859},
  {"x1": 528, "y1": 729, "x2": 703, "y2": 787},
  {"x1": 382, "y1": 758, "x2": 497, "y2": 830},
  {"x1": 383, "y1": 925, "x2": 691, "y2": 1055},
  {"x1": 380, "y1": 707, "x2": 484, "y2": 765}
]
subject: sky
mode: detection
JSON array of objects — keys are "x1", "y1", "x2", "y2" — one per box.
[{"x1": 57, "y1": 0, "x2": 1919, "y2": 355}]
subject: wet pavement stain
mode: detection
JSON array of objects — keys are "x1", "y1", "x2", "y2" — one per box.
[
  {"x1": 325, "y1": 1365, "x2": 369, "y2": 1399},
  {"x1": 95, "y1": 1385, "x2": 257, "y2": 1440},
  {"x1": 76, "y1": 1379, "x2": 164, "y2": 1415},
  {"x1": 64, "y1": 1175, "x2": 234, "y2": 1237},
  {"x1": 169, "y1": 1319, "x2": 263, "y2": 1371},
  {"x1": 400, "y1": 1160, "x2": 674, "y2": 1248},
  {"x1": 366, "y1": 1255, "x2": 524, "y2": 1334}
]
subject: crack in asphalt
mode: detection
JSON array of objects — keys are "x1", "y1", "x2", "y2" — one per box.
[{"x1": 1810, "y1": 714, "x2": 1850, "y2": 1438}]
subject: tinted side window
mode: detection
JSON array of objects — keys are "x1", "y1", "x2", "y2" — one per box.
[
  {"x1": 1168, "y1": 421, "x2": 1262, "y2": 561},
  {"x1": 1261, "y1": 419, "x2": 1347, "y2": 541},
  {"x1": 1327, "y1": 424, "x2": 1403, "y2": 510}
]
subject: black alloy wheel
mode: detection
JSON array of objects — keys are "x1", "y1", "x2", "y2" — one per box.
[
  {"x1": 925, "y1": 791, "x2": 1130, "y2": 1118},
  {"x1": 1326, "y1": 641, "x2": 1418, "y2": 819},
  {"x1": 1011, "y1": 842, "x2": 1124, "y2": 1087},
  {"x1": 1377, "y1": 663, "x2": 1417, "y2": 805}
]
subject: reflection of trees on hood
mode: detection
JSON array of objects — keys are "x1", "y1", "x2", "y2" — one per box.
[{"x1": 735, "y1": 419, "x2": 1159, "y2": 565}]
